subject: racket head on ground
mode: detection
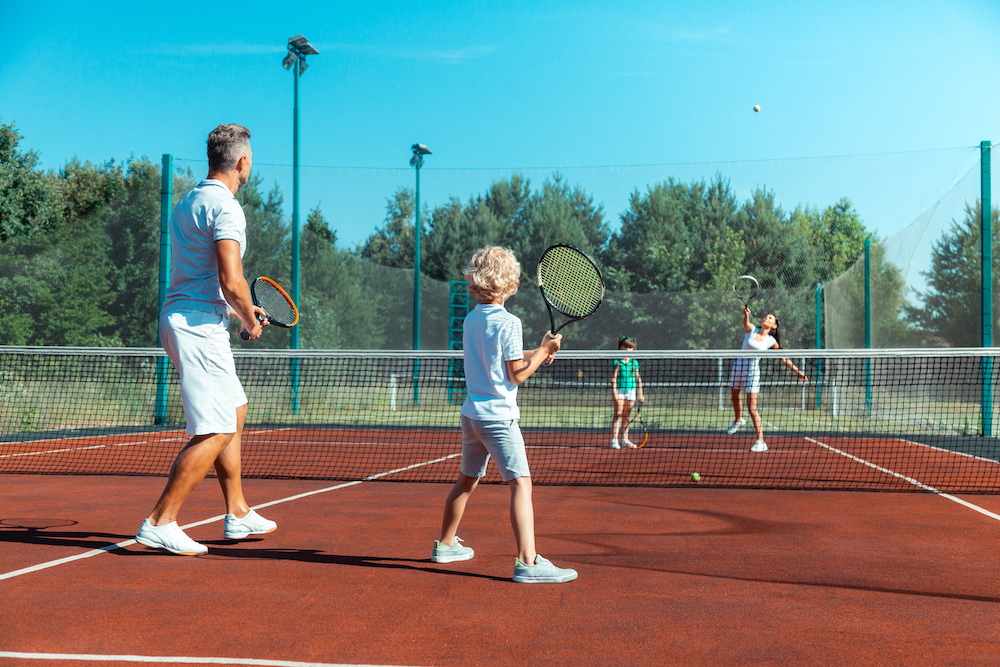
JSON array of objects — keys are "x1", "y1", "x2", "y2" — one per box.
[
  {"x1": 626, "y1": 400, "x2": 649, "y2": 449},
  {"x1": 733, "y1": 274, "x2": 759, "y2": 309},
  {"x1": 536, "y1": 244, "x2": 605, "y2": 334},
  {"x1": 239, "y1": 277, "x2": 299, "y2": 340}
]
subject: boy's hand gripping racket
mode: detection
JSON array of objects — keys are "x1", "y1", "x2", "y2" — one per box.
[
  {"x1": 536, "y1": 244, "x2": 605, "y2": 338},
  {"x1": 733, "y1": 274, "x2": 759, "y2": 311},
  {"x1": 240, "y1": 276, "x2": 299, "y2": 340}
]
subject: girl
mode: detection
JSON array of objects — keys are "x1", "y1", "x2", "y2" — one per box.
[
  {"x1": 611, "y1": 336, "x2": 644, "y2": 449},
  {"x1": 727, "y1": 307, "x2": 807, "y2": 452}
]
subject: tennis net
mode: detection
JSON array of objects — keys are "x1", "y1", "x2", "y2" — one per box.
[{"x1": 2, "y1": 347, "x2": 999, "y2": 493}]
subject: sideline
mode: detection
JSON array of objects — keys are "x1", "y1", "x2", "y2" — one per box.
[
  {"x1": 806, "y1": 436, "x2": 1000, "y2": 521},
  {"x1": 0, "y1": 454, "x2": 460, "y2": 582}
]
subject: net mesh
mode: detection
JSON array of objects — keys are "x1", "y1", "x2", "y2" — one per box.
[
  {"x1": 537, "y1": 246, "x2": 604, "y2": 317},
  {"x1": 3, "y1": 347, "x2": 998, "y2": 493}
]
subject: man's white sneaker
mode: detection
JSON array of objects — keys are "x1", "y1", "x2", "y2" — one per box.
[
  {"x1": 750, "y1": 439, "x2": 768, "y2": 453},
  {"x1": 223, "y1": 509, "x2": 277, "y2": 540},
  {"x1": 727, "y1": 419, "x2": 746, "y2": 435},
  {"x1": 135, "y1": 519, "x2": 207, "y2": 555}
]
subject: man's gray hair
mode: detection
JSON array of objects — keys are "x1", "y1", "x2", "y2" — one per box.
[{"x1": 207, "y1": 124, "x2": 251, "y2": 173}]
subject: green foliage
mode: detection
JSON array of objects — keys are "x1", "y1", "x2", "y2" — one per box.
[
  {"x1": 907, "y1": 200, "x2": 1000, "y2": 347},
  {"x1": 0, "y1": 121, "x2": 62, "y2": 242}
]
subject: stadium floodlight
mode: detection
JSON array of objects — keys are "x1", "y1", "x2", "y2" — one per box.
[
  {"x1": 282, "y1": 52, "x2": 296, "y2": 70},
  {"x1": 298, "y1": 60, "x2": 308, "y2": 75},
  {"x1": 288, "y1": 34, "x2": 319, "y2": 56},
  {"x1": 412, "y1": 144, "x2": 432, "y2": 156}
]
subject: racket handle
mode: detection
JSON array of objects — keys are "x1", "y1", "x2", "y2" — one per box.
[{"x1": 240, "y1": 330, "x2": 250, "y2": 341}]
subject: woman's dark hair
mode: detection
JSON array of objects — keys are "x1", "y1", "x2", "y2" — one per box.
[{"x1": 769, "y1": 316, "x2": 781, "y2": 347}]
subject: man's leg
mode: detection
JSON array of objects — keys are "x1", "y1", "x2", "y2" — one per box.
[
  {"x1": 215, "y1": 403, "x2": 250, "y2": 517},
  {"x1": 148, "y1": 431, "x2": 235, "y2": 526}
]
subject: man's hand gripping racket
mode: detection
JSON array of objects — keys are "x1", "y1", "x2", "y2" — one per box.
[
  {"x1": 240, "y1": 277, "x2": 299, "y2": 341},
  {"x1": 536, "y1": 244, "x2": 605, "y2": 342}
]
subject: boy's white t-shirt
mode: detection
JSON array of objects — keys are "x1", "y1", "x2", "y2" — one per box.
[
  {"x1": 460, "y1": 304, "x2": 524, "y2": 421},
  {"x1": 161, "y1": 179, "x2": 247, "y2": 317}
]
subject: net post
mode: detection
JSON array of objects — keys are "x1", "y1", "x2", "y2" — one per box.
[
  {"x1": 864, "y1": 239, "x2": 872, "y2": 418},
  {"x1": 155, "y1": 154, "x2": 172, "y2": 426},
  {"x1": 982, "y1": 141, "x2": 993, "y2": 436},
  {"x1": 815, "y1": 281, "x2": 822, "y2": 410}
]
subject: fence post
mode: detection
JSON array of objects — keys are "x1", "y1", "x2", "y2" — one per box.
[
  {"x1": 155, "y1": 154, "x2": 172, "y2": 425},
  {"x1": 982, "y1": 141, "x2": 993, "y2": 436}
]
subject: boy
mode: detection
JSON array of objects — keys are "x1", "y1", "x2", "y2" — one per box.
[{"x1": 432, "y1": 246, "x2": 577, "y2": 584}]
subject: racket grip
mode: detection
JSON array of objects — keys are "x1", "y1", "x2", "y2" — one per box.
[{"x1": 240, "y1": 330, "x2": 250, "y2": 341}]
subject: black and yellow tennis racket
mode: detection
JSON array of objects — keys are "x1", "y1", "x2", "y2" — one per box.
[
  {"x1": 626, "y1": 400, "x2": 649, "y2": 449},
  {"x1": 240, "y1": 276, "x2": 299, "y2": 340},
  {"x1": 536, "y1": 244, "x2": 605, "y2": 337}
]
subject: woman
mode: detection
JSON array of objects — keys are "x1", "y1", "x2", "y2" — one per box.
[{"x1": 727, "y1": 307, "x2": 807, "y2": 452}]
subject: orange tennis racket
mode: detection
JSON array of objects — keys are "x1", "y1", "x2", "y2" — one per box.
[{"x1": 240, "y1": 277, "x2": 299, "y2": 340}]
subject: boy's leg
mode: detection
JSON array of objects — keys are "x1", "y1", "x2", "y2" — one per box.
[
  {"x1": 509, "y1": 476, "x2": 536, "y2": 565},
  {"x1": 440, "y1": 473, "x2": 479, "y2": 546}
]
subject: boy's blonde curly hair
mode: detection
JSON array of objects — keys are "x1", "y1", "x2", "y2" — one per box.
[{"x1": 464, "y1": 246, "x2": 520, "y2": 302}]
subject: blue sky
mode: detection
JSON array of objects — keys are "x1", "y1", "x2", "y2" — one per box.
[{"x1": 2, "y1": 0, "x2": 999, "y2": 259}]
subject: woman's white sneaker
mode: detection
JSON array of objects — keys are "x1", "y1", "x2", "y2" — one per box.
[{"x1": 750, "y1": 440, "x2": 768, "y2": 452}]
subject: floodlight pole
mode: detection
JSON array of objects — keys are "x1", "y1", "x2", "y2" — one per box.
[
  {"x1": 410, "y1": 145, "x2": 429, "y2": 405},
  {"x1": 982, "y1": 140, "x2": 993, "y2": 436},
  {"x1": 283, "y1": 34, "x2": 318, "y2": 414},
  {"x1": 413, "y1": 153, "x2": 423, "y2": 352},
  {"x1": 292, "y1": 57, "x2": 300, "y2": 351}
]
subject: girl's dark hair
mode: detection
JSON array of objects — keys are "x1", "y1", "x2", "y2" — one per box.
[{"x1": 618, "y1": 336, "x2": 637, "y2": 349}]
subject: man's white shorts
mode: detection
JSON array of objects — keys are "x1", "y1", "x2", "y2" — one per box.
[
  {"x1": 729, "y1": 359, "x2": 762, "y2": 394},
  {"x1": 159, "y1": 310, "x2": 247, "y2": 436}
]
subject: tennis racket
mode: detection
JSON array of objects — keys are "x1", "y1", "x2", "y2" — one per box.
[
  {"x1": 239, "y1": 276, "x2": 299, "y2": 340},
  {"x1": 733, "y1": 274, "x2": 759, "y2": 310},
  {"x1": 536, "y1": 244, "x2": 605, "y2": 338},
  {"x1": 626, "y1": 400, "x2": 649, "y2": 449}
]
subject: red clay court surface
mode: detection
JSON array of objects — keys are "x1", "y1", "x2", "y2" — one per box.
[{"x1": 2, "y1": 467, "x2": 1000, "y2": 666}]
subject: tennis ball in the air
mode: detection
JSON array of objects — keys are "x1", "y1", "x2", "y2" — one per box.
[
  {"x1": 753, "y1": 105, "x2": 761, "y2": 112},
  {"x1": 691, "y1": 472, "x2": 701, "y2": 482}
]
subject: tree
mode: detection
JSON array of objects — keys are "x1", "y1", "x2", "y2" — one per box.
[
  {"x1": 0, "y1": 121, "x2": 61, "y2": 242},
  {"x1": 907, "y1": 199, "x2": 1000, "y2": 347}
]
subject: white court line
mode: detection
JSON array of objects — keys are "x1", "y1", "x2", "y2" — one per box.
[
  {"x1": 805, "y1": 437, "x2": 1000, "y2": 522},
  {"x1": 0, "y1": 652, "x2": 422, "y2": 666},
  {"x1": 0, "y1": 442, "x2": 149, "y2": 459},
  {"x1": 0, "y1": 454, "x2": 460, "y2": 582}
]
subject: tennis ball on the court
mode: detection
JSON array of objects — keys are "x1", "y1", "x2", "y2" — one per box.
[
  {"x1": 691, "y1": 472, "x2": 701, "y2": 482},
  {"x1": 753, "y1": 105, "x2": 761, "y2": 112}
]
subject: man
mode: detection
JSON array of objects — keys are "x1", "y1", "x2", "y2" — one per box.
[{"x1": 135, "y1": 124, "x2": 277, "y2": 555}]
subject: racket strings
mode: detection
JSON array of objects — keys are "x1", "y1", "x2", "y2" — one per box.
[
  {"x1": 538, "y1": 247, "x2": 603, "y2": 317},
  {"x1": 255, "y1": 283, "x2": 296, "y2": 326}
]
